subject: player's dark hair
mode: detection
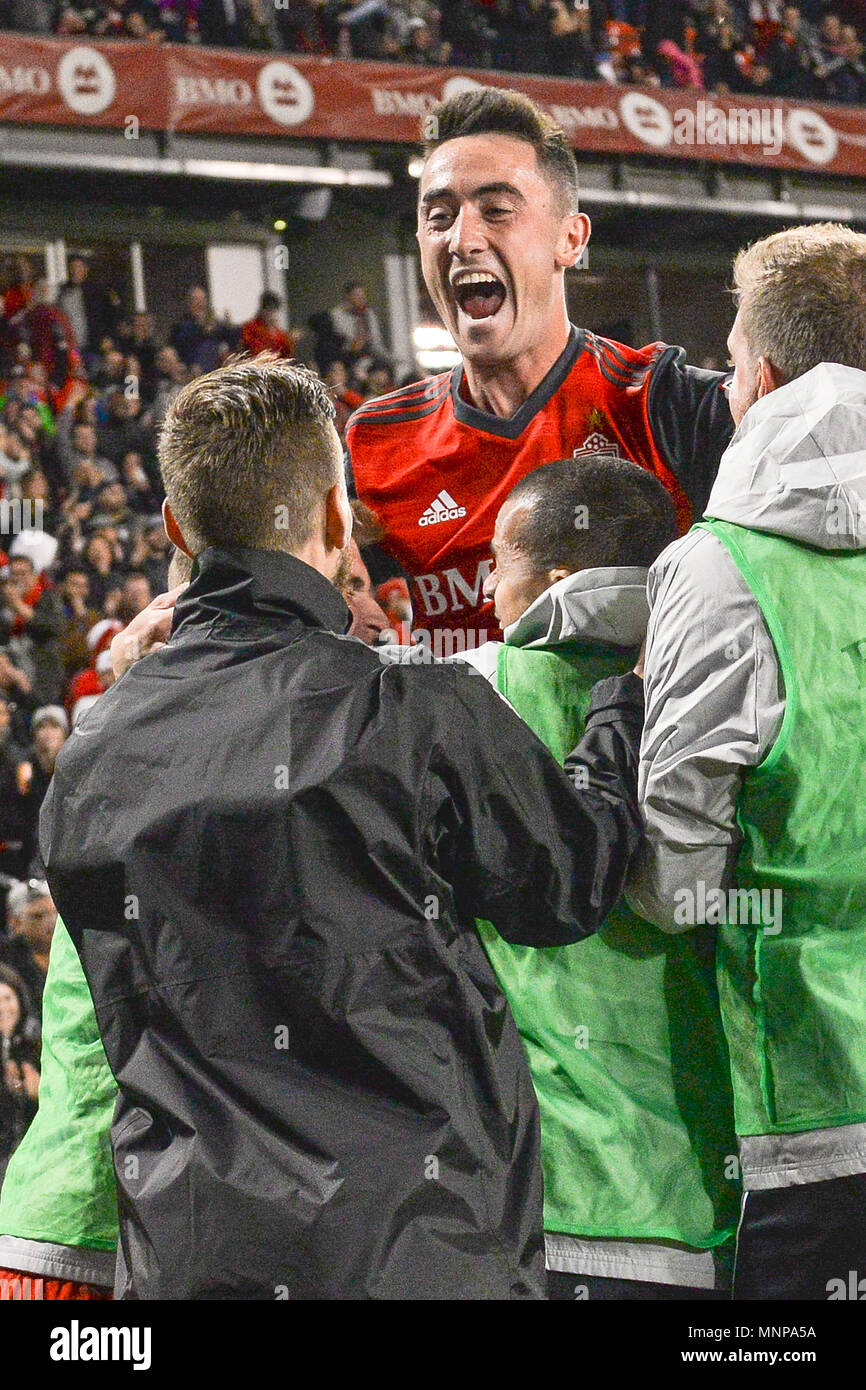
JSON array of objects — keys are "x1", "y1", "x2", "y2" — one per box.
[
  {"x1": 422, "y1": 88, "x2": 579, "y2": 213},
  {"x1": 505, "y1": 456, "x2": 678, "y2": 573}
]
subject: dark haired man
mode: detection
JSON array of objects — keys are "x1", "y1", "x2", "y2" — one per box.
[
  {"x1": 455, "y1": 457, "x2": 739, "y2": 1299},
  {"x1": 347, "y1": 87, "x2": 733, "y2": 644},
  {"x1": 34, "y1": 356, "x2": 645, "y2": 1300}
]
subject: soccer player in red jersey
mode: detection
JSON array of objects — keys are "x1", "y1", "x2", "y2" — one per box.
[{"x1": 347, "y1": 88, "x2": 733, "y2": 646}]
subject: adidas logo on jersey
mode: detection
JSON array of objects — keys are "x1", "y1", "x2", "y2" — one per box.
[{"x1": 418, "y1": 489, "x2": 467, "y2": 527}]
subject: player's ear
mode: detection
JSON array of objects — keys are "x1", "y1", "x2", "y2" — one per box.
[
  {"x1": 324, "y1": 481, "x2": 352, "y2": 556},
  {"x1": 162, "y1": 499, "x2": 193, "y2": 558},
  {"x1": 546, "y1": 566, "x2": 572, "y2": 587},
  {"x1": 756, "y1": 355, "x2": 786, "y2": 400},
  {"x1": 555, "y1": 212, "x2": 591, "y2": 271}
]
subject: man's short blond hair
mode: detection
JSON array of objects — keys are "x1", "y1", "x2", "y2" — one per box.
[
  {"x1": 732, "y1": 223, "x2": 866, "y2": 381},
  {"x1": 158, "y1": 354, "x2": 339, "y2": 554}
]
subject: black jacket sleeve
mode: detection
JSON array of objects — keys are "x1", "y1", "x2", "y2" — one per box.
[
  {"x1": 647, "y1": 345, "x2": 735, "y2": 518},
  {"x1": 437, "y1": 671, "x2": 644, "y2": 948}
]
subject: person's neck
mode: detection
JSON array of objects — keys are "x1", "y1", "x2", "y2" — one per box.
[{"x1": 460, "y1": 316, "x2": 572, "y2": 419}]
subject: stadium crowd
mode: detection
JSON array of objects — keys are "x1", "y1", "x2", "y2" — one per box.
[
  {"x1": 3, "y1": 1, "x2": 866, "y2": 104},
  {"x1": 0, "y1": 257, "x2": 405, "y2": 1181}
]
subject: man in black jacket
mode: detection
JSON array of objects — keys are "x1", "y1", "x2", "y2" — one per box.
[{"x1": 40, "y1": 356, "x2": 644, "y2": 1300}]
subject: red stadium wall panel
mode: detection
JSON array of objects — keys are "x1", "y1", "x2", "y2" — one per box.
[{"x1": 2, "y1": 35, "x2": 866, "y2": 176}]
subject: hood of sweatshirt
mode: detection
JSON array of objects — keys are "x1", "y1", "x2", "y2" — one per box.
[
  {"x1": 705, "y1": 361, "x2": 866, "y2": 551},
  {"x1": 503, "y1": 566, "x2": 649, "y2": 651}
]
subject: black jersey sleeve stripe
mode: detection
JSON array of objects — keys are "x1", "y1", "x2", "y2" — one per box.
[
  {"x1": 584, "y1": 343, "x2": 652, "y2": 390},
  {"x1": 350, "y1": 396, "x2": 449, "y2": 429},
  {"x1": 353, "y1": 377, "x2": 451, "y2": 413},
  {"x1": 348, "y1": 374, "x2": 451, "y2": 419},
  {"x1": 583, "y1": 338, "x2": 640, "y2": 384},
  {"x1": 348, "y1": 381, "x2": 451, "y2": 426},
  {"x1": 588, "y1": 332, "x2": 662, "y2": 375}
]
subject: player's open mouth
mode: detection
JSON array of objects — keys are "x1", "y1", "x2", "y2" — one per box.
[{"x1": 452, "y1": 271, "x2": 507, "y2": 322}]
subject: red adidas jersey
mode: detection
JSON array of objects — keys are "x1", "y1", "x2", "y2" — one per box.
[{"x1": 347, "y1": 327, "x2": 732, "y2": 642}]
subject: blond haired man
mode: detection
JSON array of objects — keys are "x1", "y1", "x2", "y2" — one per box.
[
  {"x1": 628, "y1": 224, "x2": 866, "y2": 1299},
  {"x1": 30, "y1": 355, "x2": 645, "y2": 1300}
]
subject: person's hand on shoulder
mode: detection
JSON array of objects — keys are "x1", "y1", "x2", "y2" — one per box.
[{"x1": 111, "y1": 582, "x2": 188, "y2": 678}]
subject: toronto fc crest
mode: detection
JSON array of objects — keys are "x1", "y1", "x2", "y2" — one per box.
[{"x1": 573, "y1": 411, "x2": 632, "y2": 464}]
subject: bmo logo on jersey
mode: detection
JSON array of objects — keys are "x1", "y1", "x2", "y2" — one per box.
[
  {"x1": 418, "y1": 489, "x2": 467, "y2": 527},
  {"x1": 414, "y1": 559, "x2": 493, "y2": 616}
]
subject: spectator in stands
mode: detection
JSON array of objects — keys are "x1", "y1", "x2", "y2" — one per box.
[
  {"x1": 197, "y1": 0, "x2": 245, "y2": 46},
  {"x1": 402, "y1": 15, "x2": 449, "y2": 64},
  {"x1": 324, "y1": 358, "x2": 363, "y2": 440},
  {"x1": 6, "y1": 0, "x2": 54, "y2": 32},
  {"x1": 56, "y1": 257, "x2": 118, "y2": 363},
  {"x1": 21, "y1": 280, "x2": 80, "y2": 394},
  {"x1": 546, "y1": 0, "x2": 604, "y2": 79},
  {"x1": 0, "y1": 650, "x2": 34, "y2": 750},
  {"x1": 150, "y1": 345, "x2": 188, "y2": 426},
  {"x1": 169, "y1": 286, "x2": 233, "y2": 374},
  {"x1": 330, "y1": 281, "x2": 389, "y2": 367},
  {"x1": 657, "y1": 36, "x2": 706, "y2": 88},
  {"x1": 65, "y1": 612, "x2": 121, "y2": 713},
  {"x1": 129, "y1": 516, "x2": 171, "y2": 592},
  {"x1": 54, "y1": 4, "x2": 88, "y2": 35},
  {"x1": 241, "y1": 292, "x2": 295, "y2": 359},
  {"x1": 118, "y1": 571, "x2": 153, "y2": 625},
  {"x1": 91, "y1": 345, "x2": 126, "y2": 392},
  {"x1": 118, "y1": 311, "x2": 160, "y2": 402},
  {"x1": 813, "y1": 11, "x2": 852, "y2": 98},
  {"x1": 57, "y1": 564, "x2": 100, "y2": 683},
  {"x1": 0, "y1": 961, "x2": 40, "y2": 1189},
  {"x1": 0, "y1": 422, "x2": 31, "y2": 502},
  {"x1": 0, "y1": 878, "x2": 56, "y2": 1009},
  {"x1": 89, "y1": 480, "x2": 136, "y2": 552},
  {"x1": 240, "y1": 0, "x2": 281, "y2": 47},
  {"x1": 97, "y1": 390, "x2": 149, "y2": 468},
  {"x1": 490, "y1": 0, "x2": 548, "y2": 74},
  {"x1": 760, "y1": 4, "x2": 819, "y2": 96},
  {"x1": 121, "y1": 452, "x2": 162, "y2": 516},
  {"x1": 275, "y1": 0, "x2": 332, "y2": 53},
  {"x1": 698, "y1": 0, "x2": 748, "y2": 90},
  {"x1": 308, "y1": 310, "x2": 346, "y2": 376},
  {"x1": 441, "y1": 0, "x2": 497, "y2": 68},
  {"x1": 124, "y1": 5, "x2": 168, "y2": 40},
  {"x1": 825, "y1": 20, "x2": 866, "y2": 101},
  {"x1": 0, "y1": 696, "x2": 28, "y2": 881},
  {"x1": 2, "y1": 256, "x2": 33, "y2": 323},
  {"x1": 63, "y1": 421, "x2": 117, "y2": 485},
  {"x1": 69, "y1": 649, "x2": 115, "y2": 726},
  {"x1": 0, "y1": 553, "x2": 64, "y2": 706},
  {"x1": 81, "y1": 533, "x2": 124, "y2": 610}
]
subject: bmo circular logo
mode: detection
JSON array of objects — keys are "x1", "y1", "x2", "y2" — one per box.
[
  {"x1": 257, "y1": 61, "x2": 315, "y2": 127},
  {"x1": 57, "y1": 46, "x2": 116, "y2": 116},
  {"x1": 618, "y1": 91, "x2": 674, "y2": 149},
  {"x1": 786, "y1": 108, "x2": 838, "y2": 165},
  {"x1": 442, "y1": 76, "x2": 487, "y2": 102}
]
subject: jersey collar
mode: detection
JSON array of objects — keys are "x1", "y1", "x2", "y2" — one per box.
[{"x1": 450, "y1": 325, "x2": 584, "y2": 440}]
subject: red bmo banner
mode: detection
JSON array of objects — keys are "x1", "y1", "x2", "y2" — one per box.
[{"x1": 2, "y1": 35, "x2": 866, "y2": 176}]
